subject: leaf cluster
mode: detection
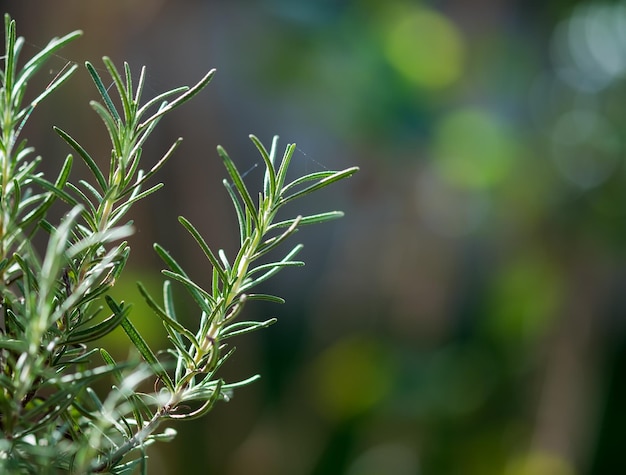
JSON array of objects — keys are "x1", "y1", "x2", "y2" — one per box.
[{"x1": 0, "y1": 14, "x2": 357, "y2": 474}]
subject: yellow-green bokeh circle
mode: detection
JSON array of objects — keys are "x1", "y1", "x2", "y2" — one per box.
[
  {"x1": 384, "y1": 5, "x2": 464, "y2": 89},
  {"x1": 311, "y1": 336, "x2": 393, "y2": 421},
  {"x1": 433, "y1": 108, "x2": 519, "y2": 189}
]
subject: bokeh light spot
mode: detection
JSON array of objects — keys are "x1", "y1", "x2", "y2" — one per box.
[
  {"x1": 384, "y1": 5, "x2": 464, "y2": 89},
  {"x1": 486, "y1": 253, "x2": 563, "y2": 345},
  {"x1": 505, "y1": 451, "x2": 576, "y2": 475},
  {"x1": 432, "y1": 108, "x2": 519, "y2": 190},
  {"x1": 551, "y1": 109, "x2": 620, "y2": 189},
  {"x1": 552, "y1": 3, "x2": 626, "y2": 91},
  {"x1": 311, "y1": 336, "x2": 393, "y2": 421}
]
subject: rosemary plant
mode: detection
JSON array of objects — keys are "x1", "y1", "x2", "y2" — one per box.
[{"x1": 0, "y1": 14, "x2": 357, "y2": 474}]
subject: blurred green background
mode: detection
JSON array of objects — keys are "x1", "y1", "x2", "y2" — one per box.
[{"x1": 3, "y1": 0, "x2": 626, "y2": 473}]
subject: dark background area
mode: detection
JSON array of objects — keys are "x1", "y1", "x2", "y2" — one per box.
[{"x1": 2, "y1": 1, "x2": 626, "y2": 474}]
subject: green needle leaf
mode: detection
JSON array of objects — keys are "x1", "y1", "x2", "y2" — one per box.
[
  {"x1": 63, "y1": 302, "x2": 130, "y2": 345},
  {"x1": 268, "y1": 211, "x2": 344, "y2": 229},
  {"x1": 54, "y1": 127, "x2": 107, "y2": 191},
  {"x1": 249, "y1": 134, "x2": 276, "y2": 198},
  {"x1": 137, "y1": 281, "x2": 200, "y2": 351},
  {"x1": 220, "y1": 318, "x2": 277, "y2": 339},
  {"x1": 86, "y1": 60, "x2": 121, "y2": 123},
  {"x1": 102, "y1": 57, "x2": 132, "y2": 125},
  {"x1": 138, "y1": 69, "x2": 216, "y2": 128},
  {"x1": 218, "y1": 145, "x2": 259, "y2": 229},
  {"x1": 108, "y1": 296, "x2": 174, "y2": 392},
  {"x1": 178, "y1": 216, "x2": 227, "y2": 285},
  {"x1": 280, "y1": 166, "x2": 359, "y2": 205}
]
